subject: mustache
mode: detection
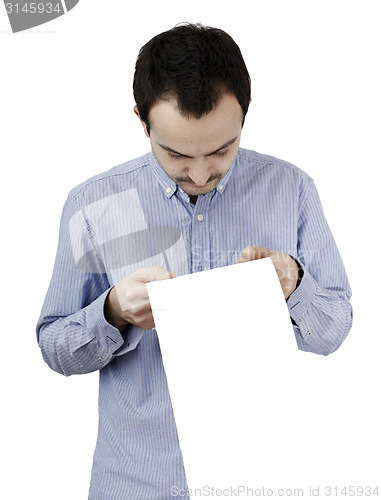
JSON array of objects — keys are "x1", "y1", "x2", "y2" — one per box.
[{"x1": 175, "y1": 174, "x2": 222, "y2": 184}]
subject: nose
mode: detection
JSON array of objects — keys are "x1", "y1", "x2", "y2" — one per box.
[{"x1": 188, "y1": 159, "x2": 211, "y2": 186}]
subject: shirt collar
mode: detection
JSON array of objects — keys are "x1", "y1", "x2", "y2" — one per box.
[
  {"x1": 149, "y1": 151, "x2": 178, "y2": 198},
  {"x1": 149, "y1": 149, "x2": 239, "y2": 199},
  {"x1": 215, "y1": 153, "x2": 238, "y2": 195}
]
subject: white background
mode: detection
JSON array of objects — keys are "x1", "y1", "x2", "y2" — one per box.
[{"x1": 1, "y1": 1, "x2": 380, "y2": 498}]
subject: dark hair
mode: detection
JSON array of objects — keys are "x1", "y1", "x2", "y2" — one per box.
[{"x1": 133, "y1": 23, "x2": 251, "y2": 134}]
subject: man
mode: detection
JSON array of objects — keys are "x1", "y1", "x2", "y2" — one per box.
[{"x1": 37, "y1": 23, "x2": 352, "y2": 499}]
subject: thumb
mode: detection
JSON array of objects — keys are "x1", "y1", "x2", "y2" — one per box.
[
  {"x1": 135, "y1": 266, "x2": 175, "y2": 283},
  {"x1": 238, "y1": 246, "x2": 271, "y2": 262}
]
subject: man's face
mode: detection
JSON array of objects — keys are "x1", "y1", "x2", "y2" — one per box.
[{"x1": 137, "y1": 93, "x2": 243, "y2": 196}]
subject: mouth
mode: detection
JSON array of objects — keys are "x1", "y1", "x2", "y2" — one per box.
[{"x1": 187, "y1": 181, "x2": 213, "y2": 188}]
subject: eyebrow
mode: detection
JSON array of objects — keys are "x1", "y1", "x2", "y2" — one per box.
[{"x1": 158, "y1": 136, "x2": 238, "y2": 159}]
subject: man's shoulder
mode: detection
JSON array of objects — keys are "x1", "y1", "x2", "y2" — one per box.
[
  {"x1": 67, "y1": 153, "x2": 150, "y2": 202},
  {"x1": 237, "y1": 148, "x2": 314, "y2": 185}
]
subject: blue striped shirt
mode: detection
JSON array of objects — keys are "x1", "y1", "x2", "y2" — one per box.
[{"x1": 37, "y1": 147, "x2": 352, "y2": 499}]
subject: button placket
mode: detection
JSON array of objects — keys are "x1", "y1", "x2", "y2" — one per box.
[{"x1": 190, "y1": 195, "x2": 212, "y2": 273}]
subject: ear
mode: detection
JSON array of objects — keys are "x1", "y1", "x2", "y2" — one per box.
[
  {"x1": 241, "y1": 98, "x2": 252, "y2": 128},
  {"x1": 134, "y1": 105, "x2": 150, "y2": 138}
]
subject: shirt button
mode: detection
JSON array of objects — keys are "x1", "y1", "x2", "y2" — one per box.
[
  {"x1": 197, "y1": 214, "x2": 204, "y2": 222},
  {"x1": 166, "y1": 187, "x2": 172, "y2": 194},
  {"x1": 98, "y1": 357, "x2": 104, "y2": 363},
  {"x1": 307, "y1": 330, "x2": 312, "y2": 336},
  {"x1": 218, "y1": 184, "x2": 224, "y2": 192}
]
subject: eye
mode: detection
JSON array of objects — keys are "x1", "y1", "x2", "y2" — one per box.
[
  {"x1": 167, "y1": 150, "x2": 229, "y2": 160},
  {"x1": 167, "y1": 152, "x2": 183, "y2": 160},
  {"x1": 212, "y1": 151, "x2": 228, "y2": 158}
]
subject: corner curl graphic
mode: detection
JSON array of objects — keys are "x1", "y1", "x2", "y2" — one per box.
[{"x1": 4, "y1": 0, "x2": 79, "y2": 33}]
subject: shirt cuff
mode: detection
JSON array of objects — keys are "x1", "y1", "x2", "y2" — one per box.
[
  {"x1": 85, "y1": 288, "x2": 144, "y2": 357},
  {"x1": 287, "y1": 264, "x2": 317, "y2": 334},
  {"x1": 85, "y1": 289, "x2": 127, "y2": 353}
]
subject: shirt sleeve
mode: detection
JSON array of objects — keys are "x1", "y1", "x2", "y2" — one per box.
[
  {"x1": 36, "y1": 191, "x2": 143, "y2": 376},
  {"x1": 286, "y1": 179, "x2": 353, "y2": 355}
]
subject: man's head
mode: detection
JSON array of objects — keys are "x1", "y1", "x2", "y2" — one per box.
[
  {"x1": 133, "y1": 23, "x2": 251, "y2": 135},
  {"x1": 133, "y1": 24, "x2": 251, "y2": 196}
]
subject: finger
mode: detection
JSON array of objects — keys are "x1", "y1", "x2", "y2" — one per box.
[
  {"x1": 137, "y1": 307, "x2": 156, "y2": 330},
  {"x1": 238, "y1": 246, "x2": 272, "y2": 262},
  {"x1": 134, "y1": 266, "x2": 175, "y2": 283},
  {"x1": 126, "y1": 309, "x2": 155, "y2": 330}
]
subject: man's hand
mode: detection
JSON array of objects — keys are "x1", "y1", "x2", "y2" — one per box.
[
  {"x1": 105, "y1": 266, "x2": 175, "y2": 331},
  {"x1": 238, "y1": 246, "x2": 299, "y2": 300}
]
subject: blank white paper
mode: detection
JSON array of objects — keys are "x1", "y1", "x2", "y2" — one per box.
[{"x1": 147, "y1": 258, "x2": 298, "y2": 496}]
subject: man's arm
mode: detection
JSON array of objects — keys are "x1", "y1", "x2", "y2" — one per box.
[
  {"x1": 36, "y1": 191, "x2": 128, "y2": 376},
  {"x1": 286, "y1": 178, "x2": 352, "y2": 355},
  {"x1": 238, "y1": 179, "x2": 352, "y2": 356},
  {"x1": 36, "y1": 191, "x2": 174, "y2": 376}
]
